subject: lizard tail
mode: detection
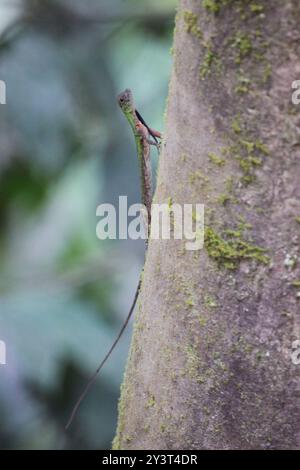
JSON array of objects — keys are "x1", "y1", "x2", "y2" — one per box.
[{"x1": 65, "y1": 277, "x2": 142, "y2": 430}]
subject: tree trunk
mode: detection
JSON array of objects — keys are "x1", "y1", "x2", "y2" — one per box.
[{"x1": 113, "y1": 0, "x2": 300, "y2": 450}]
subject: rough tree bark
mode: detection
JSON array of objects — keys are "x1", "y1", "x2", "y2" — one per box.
[{"x1": 113, "y1": 0, "x2": 300, "y2": 450}]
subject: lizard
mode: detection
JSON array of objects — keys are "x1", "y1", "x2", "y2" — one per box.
[
  {"x1": 65, "y1": 89, "x2": 161, "y2": 430},
  {"x1": 118, "y1": 89, "x2": 161, "y2": 229}
]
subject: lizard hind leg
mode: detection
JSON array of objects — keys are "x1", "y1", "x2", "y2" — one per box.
[{"x1": 148, "y1": 138, "x2": 161, "y2": 155}]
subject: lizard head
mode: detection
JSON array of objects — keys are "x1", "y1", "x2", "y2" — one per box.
[{"x1": 117, "y1": 88, "x2": 134, "y2": 113}]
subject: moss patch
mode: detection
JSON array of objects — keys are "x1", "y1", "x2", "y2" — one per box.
[
  {"x1": 249, "y1": 4, "x2": 264, "y2": 14},
  {"x1": 146, "y1": 394, "x2": 156, "y2": 409},
  {"x1": 226, "y1": 131, "x2": 270, "y2": 185},
  {"x1": 183, "y1": 10, "x2": 203, "y2": 39},
  {"x1": 186, "y1": 345, "x2": 204, "y2": 383},
  {"x1": 189, "y1": 170, "x2": 209, "y2": 185},
  {"x1": 235, "y1": 75, "x2": 251, "y2": 94},
  {"x1": 217, "y1": 193, "x2": 232, "y2": 205},
  {"x1": 205, "y1": 226, "x2": 269, "y2": 269},
  {"x1": 186, "y1": 297, "x2": 195, "y2": 307},
  {"x1": 199, "y1": 44, "x2": 222, "y2": 80},
  {"x1": 203, "y1": 0, "x2": 265, "y2": 16},
  {"x1": 204, "y1": 295, "x2": 218, "y2": 308},
  {"x1": 203, "y1": 0, "x2": 222, "y2": 14},
  {"x1": 232, "y1": 32, "x2": 253, "y2": 64},
  {"x1": 231, "y1": 117, "x2": 242, "y2": 134},
  {"x1": 208, "y1": 152, "x2": 226, "y2": 166}
]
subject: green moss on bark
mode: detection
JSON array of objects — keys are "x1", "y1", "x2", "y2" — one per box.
[
  {"x1": 205, "y1": 226, "x2": 269, "y2": 269},
  {"x1": 183, "y1": 10, "x2": 203, "y2": 39}
]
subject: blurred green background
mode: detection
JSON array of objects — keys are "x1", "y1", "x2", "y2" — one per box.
[{"x1": 0, "y1": 0, "x2": 176, "y2": 449}]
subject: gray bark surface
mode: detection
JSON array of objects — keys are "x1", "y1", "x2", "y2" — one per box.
[{"x1": 113, "y1": 0, "x2": 300, "y2": 450}]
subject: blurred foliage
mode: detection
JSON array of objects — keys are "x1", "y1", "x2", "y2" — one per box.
[{"x1": 0, "y1": 0, "x2": 176, "y2": 449}]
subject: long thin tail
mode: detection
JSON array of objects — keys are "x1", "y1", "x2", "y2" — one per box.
[{"x1": 65, "y1": 277, "x2": 142, "y2": 430}]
